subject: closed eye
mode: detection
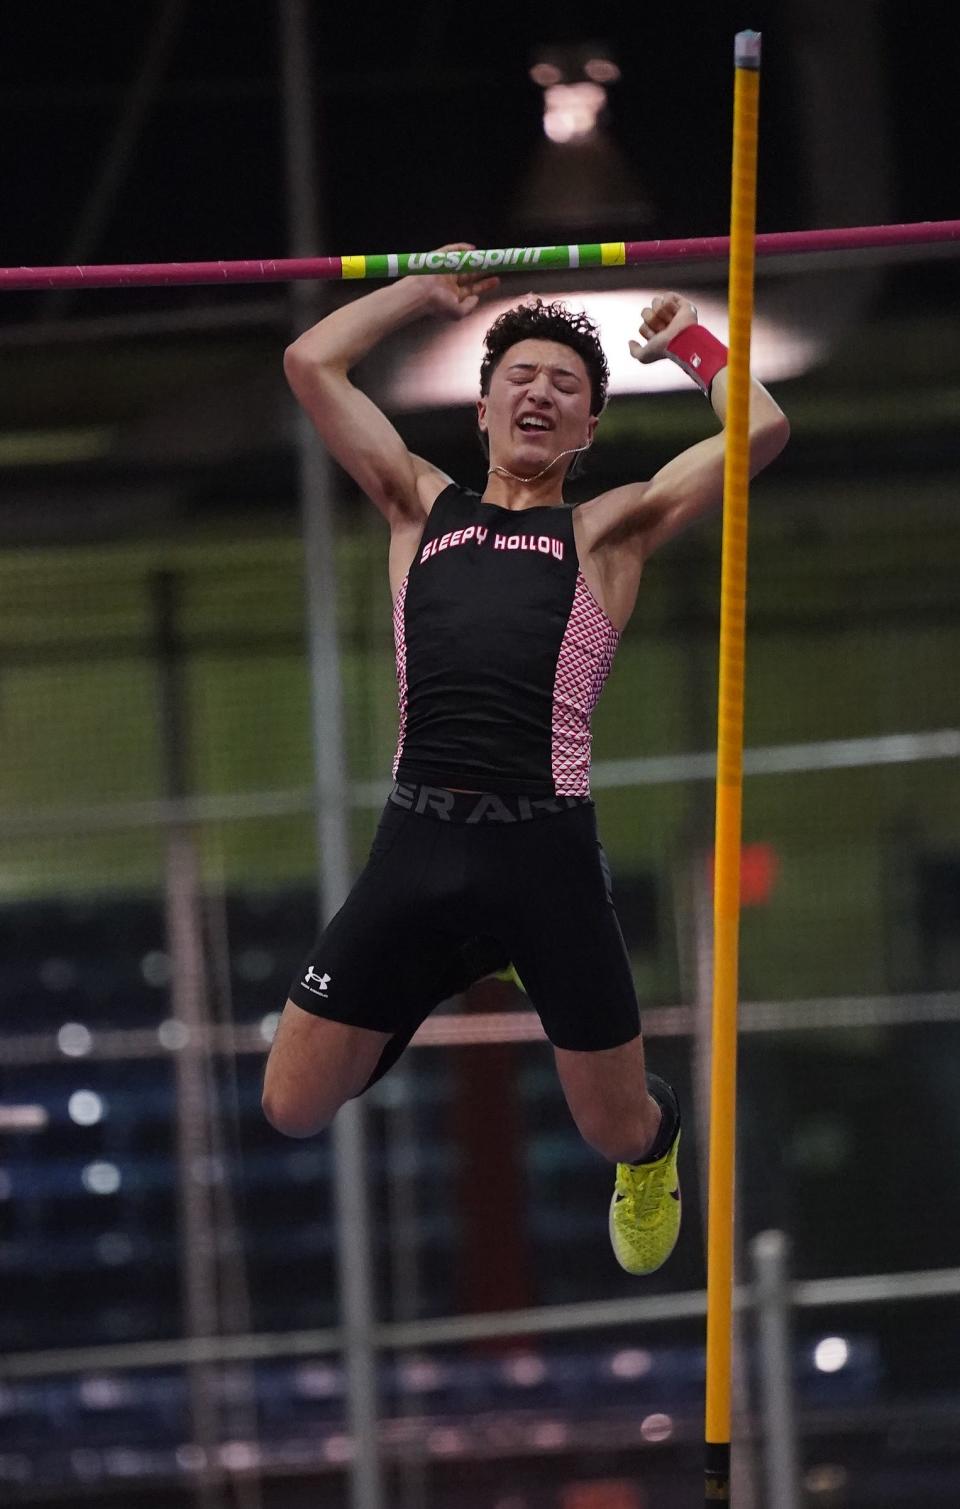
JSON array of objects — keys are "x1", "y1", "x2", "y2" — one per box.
[{"x1": 506, "y1": 364, "x2": 582, "y2": 393}]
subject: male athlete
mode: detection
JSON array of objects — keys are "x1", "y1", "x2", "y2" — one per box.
[{"x1": 262, "y1": 245, "x2": 789, "y2": 1275}]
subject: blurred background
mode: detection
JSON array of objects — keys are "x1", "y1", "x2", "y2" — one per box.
[{"x1": 1, "y1": 3, "x2": 959, "y2": 1506}]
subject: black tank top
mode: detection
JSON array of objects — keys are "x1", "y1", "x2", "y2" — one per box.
[{"x1": 392, "y1": 484, "x2": 619, "y2": 796}]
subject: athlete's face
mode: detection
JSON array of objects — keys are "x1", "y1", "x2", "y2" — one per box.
[{"x1": 477, "y1": 339, "x2": 599, "y2": 477}]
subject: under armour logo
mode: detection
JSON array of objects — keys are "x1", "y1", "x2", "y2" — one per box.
[{"x1": 303, "y1": 966, "x2": 331, "y2": 993}]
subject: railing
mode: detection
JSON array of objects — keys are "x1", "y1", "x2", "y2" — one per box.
[{"x1": 2, "y1": 1236, "x2": 959, "y2": 1507}]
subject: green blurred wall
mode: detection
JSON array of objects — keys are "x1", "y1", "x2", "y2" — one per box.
[{"x1": 1, "y1": 472, "x2": 957, "y2": 1003}]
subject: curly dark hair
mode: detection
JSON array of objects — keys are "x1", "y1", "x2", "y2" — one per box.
[{"x1": 479, "y1": 298, "x2": 610, "y2": 416}]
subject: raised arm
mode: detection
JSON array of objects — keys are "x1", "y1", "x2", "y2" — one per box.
[
  {"x1": 284, "y1": 248, "x2": 498, "y2": 526},
  {"x1": 582, "y1": 294, "x2": 790, "y2": 560}
]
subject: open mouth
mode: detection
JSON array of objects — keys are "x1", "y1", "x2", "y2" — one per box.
[{"x1": 515, "y1": 415, "x2": 555, "y2": 434}]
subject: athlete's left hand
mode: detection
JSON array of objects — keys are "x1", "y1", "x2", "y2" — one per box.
[
  {"x1": 416, "y1": 244, "x2": 501, "y2": 321},
  {"x1": 628, "y1": 293, "x2": 698, "y2": 363}
]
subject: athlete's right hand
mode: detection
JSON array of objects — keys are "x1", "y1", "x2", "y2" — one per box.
[{"x1": 414, "y1": 243, "x2": 500, "y2": 320}]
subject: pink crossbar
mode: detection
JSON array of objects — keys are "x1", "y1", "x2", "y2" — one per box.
[{"x1": 2, "y1": 220, "x2": 958, "y2": 292}]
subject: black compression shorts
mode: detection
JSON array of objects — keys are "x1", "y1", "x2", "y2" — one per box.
[{"x1": 287, "y1": 782, "x2": 641, "y2": 1084}]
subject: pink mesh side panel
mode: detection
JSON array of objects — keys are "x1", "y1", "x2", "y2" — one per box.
[
  {"x1": 551, "y1": 573, "x2": 620, "y2": 795},
  {"x1": 391, "y1": 576, "x2": 409, "y2": 778}
]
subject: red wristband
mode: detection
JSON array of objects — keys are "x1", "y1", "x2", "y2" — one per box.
[{"x1": 666, "y1": 324, "x2": 728, "y2": 395}]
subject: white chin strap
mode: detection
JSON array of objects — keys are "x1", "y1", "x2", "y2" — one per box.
[{"x1": 487, "y1": 443, "x2": 591, "y2": 484}]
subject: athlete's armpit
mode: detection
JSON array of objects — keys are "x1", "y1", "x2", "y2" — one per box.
[{"x1": 410, "y1": 454, "x2": 456, "y2": 515}]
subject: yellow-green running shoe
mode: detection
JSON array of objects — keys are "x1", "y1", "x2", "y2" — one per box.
[
  {"x1": 609, "y1": 1128, "x2": 682, "y2": 1276},
  {"x1": 492, "y1": 963, "x2": 526, "y2": 992}
]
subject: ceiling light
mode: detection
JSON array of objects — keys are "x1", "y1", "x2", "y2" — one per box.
[
  {"x1": 543, "y1": 82, "x2": 607, "y2": 144},
  {"x1": 585, "y1": 58, "x2": 621, "y2": 83},
  {"x1": 529, "y1": 61, "x2": 563, "y2": 88}
]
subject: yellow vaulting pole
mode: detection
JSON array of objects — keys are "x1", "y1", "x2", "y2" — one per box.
[{"x1": 704, "y1": 30, "x2": 762, "y2": 1509}]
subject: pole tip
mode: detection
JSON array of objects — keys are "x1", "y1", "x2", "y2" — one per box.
[{"x1": 735, "y1": 29, "x2": 762, "y2": 68}]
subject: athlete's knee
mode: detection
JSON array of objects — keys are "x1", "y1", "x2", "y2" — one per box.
[
  {"x1": 261, "y1": 1059, "x2": 348, "y2": 1139},
  {"x1": 261, "y1": 1000, "x2": 390, "y2": 1137},
  {"x1": 261, "y1": 1082, "x2": 339, "y2": 1139}
]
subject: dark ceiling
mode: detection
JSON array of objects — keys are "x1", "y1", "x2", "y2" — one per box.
[{"x1": 4, "y1": 2, "x2": 958, "y2": 313}]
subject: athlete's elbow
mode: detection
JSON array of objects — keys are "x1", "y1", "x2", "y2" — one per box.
[
  {"x1": 283, "y1": 341, "x2": 312, "y2": 395},
  {"x1": 283, "y1": 337, "x2": 344, "y2": 389},
  {"x1": 750, "y1": 414, "x2": 790, "y2": 471}
]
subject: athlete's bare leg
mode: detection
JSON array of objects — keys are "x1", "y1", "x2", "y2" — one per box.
[
  {"x1": 262, "y1": 999, "x2": 391, "y2": 1138},
  {"x1": 553, "y1": 1035, "x2": 662, "y2": 1164}
]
